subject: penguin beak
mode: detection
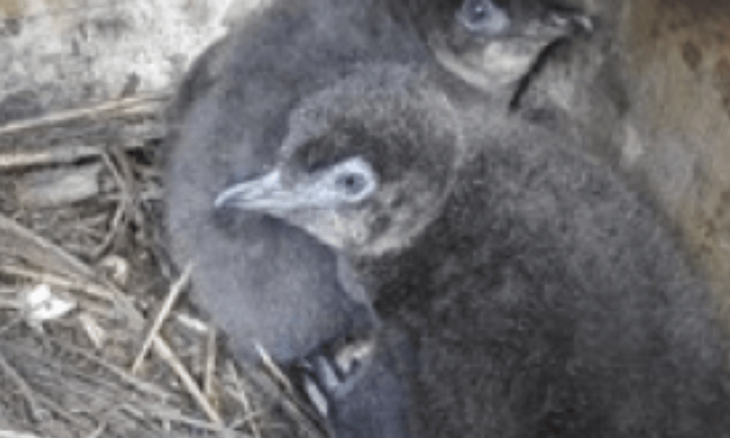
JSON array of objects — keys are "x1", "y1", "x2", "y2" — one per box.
[
  {"x1": 540, "y1": 8, "x2": 593, "y2": 36},
  {"x1": 519, "y1": 7, "x2": 593, "y2": 40},
  {"x1": 214, "y1": 169, "x2": 355, "y2": 250},
  {"x1": 214, "y1": 170, "x2": 309, "y2": 214}
]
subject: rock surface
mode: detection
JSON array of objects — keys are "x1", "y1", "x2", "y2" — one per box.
[{"x1": 0, "y1": 0, "x2": 238, "y2": 123}]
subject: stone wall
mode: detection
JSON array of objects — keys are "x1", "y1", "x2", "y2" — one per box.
[
  {"x1": 619, "y1": 0, "x2": 730, "y2": 314},
  {"x1": 0, "y1": 0, "x2": 237, "y2": 123}
]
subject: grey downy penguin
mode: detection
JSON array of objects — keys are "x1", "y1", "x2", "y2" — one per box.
[
  {"x1": 164, "y1": 0, "x2": 586, "y2": 435},
  {"x1": 164, "y1": 0, "x2": 585, "y2": 366},
  {"x1": 215, "y1": 64, "x2": 730, "y2": 438}
]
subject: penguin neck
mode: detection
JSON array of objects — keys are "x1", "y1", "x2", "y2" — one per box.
[{"x1": 347, "y1": 159, "x2": 501, "y2": 318}]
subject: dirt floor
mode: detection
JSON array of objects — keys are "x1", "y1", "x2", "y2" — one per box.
[{"x1": 0, "y1": 95, "x2": 329, "y2": 438}]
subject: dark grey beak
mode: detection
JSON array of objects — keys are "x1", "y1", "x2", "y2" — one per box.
[{"x1": 214, "y1": 170, "x2": 305, "y2": 213}]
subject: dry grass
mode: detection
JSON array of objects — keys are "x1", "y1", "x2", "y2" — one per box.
[{"x1": 0, "y1": 96, "x2": 328, "y2": 438}]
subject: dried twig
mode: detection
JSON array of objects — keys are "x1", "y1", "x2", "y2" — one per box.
[
  {"x1": 239, "y1": 362, "x2": 326, "y2": 438},
  {"x1": 132, "y1": 263, "x2": 193, "y2": 374},
  {"x1": 0, "y1": 264, "x2": 114, "y2": 305},
  {"x1": 0, "y1": 144, "x2": 111, "y2": 171},
  {"x1": 16, "y1": 163, "x2": 103, "y2": 208},
  {"x1": 0, "y1": 352, "x2": 44, "y2": 422},
  {"x1": 46, "y1": 337, "x2": 171, "y2": 400},
  {"x1": 204, "y1": 327, "x2": 218, "y2": 403},
  {"x1": 255, "y1": 343, "x2": 293, "y2": 395},
  {"x1": 0, "y1": 212, "x2": 101, "y2": 283},
  {"x1": 33, "y1": 391, "x2": 85, "y2": 428},
  {"x1": 227, "y1": 362, "x2": 262, "y2": 438},
  {"x1": 142, "y1": 406, "x2": 223, "y2": 432},
  {"x1": 0, "y1": 431, "x2": 45, "y2": 438},
  {"x1": 151, "y1": 335, "x2": 223, "y2": 426},
  {"x1": 0, "y1": 126, "x2": 163, "y2": 170},
  {"x1": 106, "y1": 147, "x2": 140, "y2": 227},
  {"x1": 0, "y1": 94, "x2": 169, "y2": 137},
  {"x1": 91, "y1": 154, "x2": 129, "y2": 258}
]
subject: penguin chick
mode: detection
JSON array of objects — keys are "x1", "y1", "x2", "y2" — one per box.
[
  {"x1": 215, "y1": 67, "x2": 730, "y2": 438},
  {"x1": 165, "y1": 0, "x2": 592, "y2": 434},
  {"x1": 406, "y1": 0, "x2": 592, "y2": 94},
  {"x1": 164, "y1": 0, "x2": 586, "y2": 365}
]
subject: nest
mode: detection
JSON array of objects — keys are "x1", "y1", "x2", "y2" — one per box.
[{"x1": 0, "y1": 95, "x2": 328, "y2": 438}]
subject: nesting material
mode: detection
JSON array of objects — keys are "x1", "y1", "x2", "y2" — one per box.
[{"x1": 0, "y1": 95, "x2": 327, "y2": 438}]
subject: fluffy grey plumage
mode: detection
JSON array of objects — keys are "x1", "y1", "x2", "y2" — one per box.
[
  {"x1": 216, "y1": 63, "x2": 730, "y2": 438},
  {"x1": 165, "y1": 0, "x2": 600, "y2": 435},
  {"x1": 163, "y1": 0, "x2": 417, "y2": 364},
  {"x1": 165, "y1": 0, "x2": 575, "y2": 362}
]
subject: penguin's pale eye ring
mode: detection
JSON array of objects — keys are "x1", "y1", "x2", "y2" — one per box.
[
  {"x1": 336, "y1": 172, "x2": 367, "y2": 195},
  {"x1": 458, "y1": 0, "x2": 509, "y2": 34}
]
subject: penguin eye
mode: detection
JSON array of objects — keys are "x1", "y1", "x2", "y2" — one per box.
[
  {"x1": 328, "y1": 156, "x2": 377, "y2": 201},
  {"x1": 458, "y1": 0, "x2": 510, "y2": 34},
  {"x1": 335, "y1": 172, "x2": 368, "y2": 196}
]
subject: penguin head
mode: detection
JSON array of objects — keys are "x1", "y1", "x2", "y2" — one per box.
[
  {"x1": 415, "y1": 0, "x2": 592, "y2": 92},
  {"x1": 214, "y1": 67, "x2": 463, "y2": 256}
]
